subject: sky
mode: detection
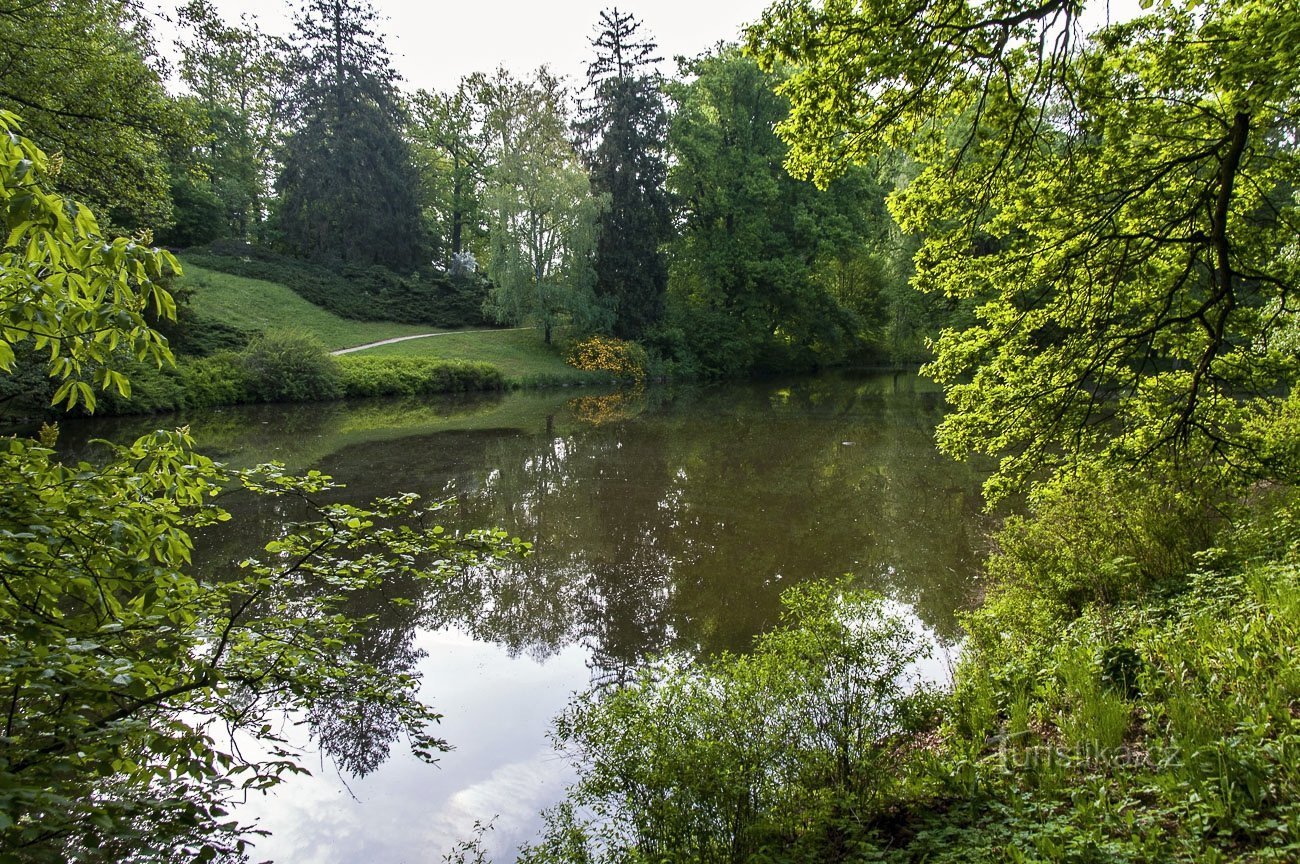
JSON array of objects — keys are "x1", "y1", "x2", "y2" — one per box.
[{"x1": 149, "y1": 0, "x2": 778, "y2": 94}]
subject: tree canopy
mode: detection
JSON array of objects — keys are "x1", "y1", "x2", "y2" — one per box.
[
  {"x1": 664, "y1": 47, "x2": 897, "y2": 376},
  {"x1": 0, "y1": 0, "x2": 192, "y2": 230},
  {"x1": 275, "y1": 0, "x2": 428, "y2": 270},
  {"x1": 749, "y1": 0, "x2": 1300, "y2": 498},
  {"x1": 168, "y1": 0, "x2": 294, "y2": 244},
  {"x1": 409, "y1": 78, "x2": 492, "y2": 263},
  {"x1": 480, "y1": 69, "x2": 605, "y2": 344}
]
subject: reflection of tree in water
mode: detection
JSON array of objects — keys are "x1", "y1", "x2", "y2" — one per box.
[
  {"x1": 449, "y1": 413, "x2": 678, "y2": 684},
  {"x1": 185, "y1": 374, "x2": 987, "y2": 777},
  {"x1": 306, "y1": 575, "x2": 428, "y2": 777}
]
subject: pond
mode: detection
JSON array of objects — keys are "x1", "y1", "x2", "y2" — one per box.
[{"x1": 60, "y1": 371, "x2": 989, "y2": 862}]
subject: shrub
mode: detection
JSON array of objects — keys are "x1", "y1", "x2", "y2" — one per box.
[
  {"x1": 526, "y1": 582, "x2": 932, "y2": 864},
  {"x1": 240, "y1": 330, "x2": 343, "y2": 403},
  {"x1": 965, "y1": 460, "x2": 1224, "y2": 657},
  {"x1": 178, "y1": 352, "x2": 252, "y2": 408},
  {"x1": 564, "y1": 335, "x2": 648, "y2": 383},
  {"x1": 338, "y1": 357, "x2": 504, "y2": 398}
]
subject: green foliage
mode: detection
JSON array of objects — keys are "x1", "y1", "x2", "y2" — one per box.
[
  {"x1": 238, "y1": 329, "x2": 343, "y2": 402},
  {"x1": 159, "y1": 166, "x2": 228, "y2": 248},
  {"x1": 906, "y1": 563, "x2": 1300, "y2": 864},
  {"x1": 524, "y1": 582, "x2": 931, "y2": 864},
  {"x1": 966, "y1": 461, "x2": 1224, "y2": 654},
  {"x1": 481, "y1": 69, "x2": 606, "y2": 345},
  {"x1": 275, "y1": 0, "x2": 428, "y2": 270},
  {"x1": 186, "y1": 242, "x2": 488, "y2": 327},
  {"x1": 338, "y1": 356, "x2": 504, "y2": 397},
  {"x1": 175, "y1": 351, "x2": 251, "y2": 409},
  {"x1": 0, "y1": 0, "x2": 191, "y2": 230},
  {"x1": 0, "y1": 431, "x2": 520, "y2": 861},
  {"x1": 170, "y1": 0, "x2": 294, "y2": 244},
  {"x1": 577, "y1": 9, "x2": 672, "y2": 340},
  {"x1": 664, "y1": 47, "x2": 903, "y2": 377},
  {"x1": 519, "y1": 535, "x2": 1300, "y2": 864},
  {"x1": 0, "y1": 110, "x2": 176, "y2": 412},
  {"x1": 77, "y1": 351, "x2": 508, "y2": 417},
  {"x1": 409, "y1": 79, "x2": 492, "y2": 261},
  {"x1": 749, "y1": 0, "x2": 1300, "y2": 500},
  {"x1": 0, "y1": 116, "x2": 522, "y2": 860}
]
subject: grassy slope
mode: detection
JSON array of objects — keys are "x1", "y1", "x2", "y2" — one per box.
[
  {"x1": 179, "y1": 262, "x2": 435, "y2": 351},
  {"x1": 347, "y1": 328, "x2": 601, "y2": 385},
  {"x1": 179, "y1": 259, "x2": 597, "y2": 384}
]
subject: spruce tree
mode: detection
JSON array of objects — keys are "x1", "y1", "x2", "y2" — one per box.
[
  {"x1": 276, "y1": 0, "x2": 427, "y2": 270},
  {"x1": 577, "y1": 8, "x2": 671, "y2": 340}
]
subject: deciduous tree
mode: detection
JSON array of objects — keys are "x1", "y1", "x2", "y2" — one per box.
[
  {"x1": 749, "y1": 0, "x2": 1300, "y2": 498},
  {"x1": 409, "y1": 78, "x2": 492, "y2": 263},
  {"x1": 170, "y1": 0, "x2": 294, "y2": 243},
  {"x1": 0, "y1": 0, "x2": 191, "y2": 230},
  {"x1": 479, "y1": 69, "x2": 605, "y2": 344},
  {"x1": 666, "y1": 48, "x2": 888, "y2": 375}
]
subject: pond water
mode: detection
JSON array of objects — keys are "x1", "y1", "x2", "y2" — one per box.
[{"x1": 60, "y1": 372, "x2": 989, "y2": 863}]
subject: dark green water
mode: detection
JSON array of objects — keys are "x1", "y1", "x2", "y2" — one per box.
[{"x1": 61, "y1": 372, "x2": 988, "y2": 861}]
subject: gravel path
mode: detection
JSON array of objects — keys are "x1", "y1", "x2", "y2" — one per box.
[{"x1": 330, "y1": 327, "x2": 530, "y2": 355}]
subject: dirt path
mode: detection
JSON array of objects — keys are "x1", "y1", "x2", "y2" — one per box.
[{"x1": 331, "y1": 327, "x2": 530, "y2": 355}]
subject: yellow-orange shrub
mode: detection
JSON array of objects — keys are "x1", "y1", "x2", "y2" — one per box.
[{"x1": 565, "y1": 335, "x2": 648, "y2": 383}]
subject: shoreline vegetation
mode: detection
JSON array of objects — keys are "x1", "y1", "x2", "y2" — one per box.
[
  {"x1": 0, "y1": 249, "x2": 913, "y2": 423},
  {"x1": 3, "y1": 0, "x2": 1297, "y2": 859}
]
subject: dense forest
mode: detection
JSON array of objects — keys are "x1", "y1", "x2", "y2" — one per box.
[{"x1": 1, "y1": 0, "x2": 1299, "y2": 861}]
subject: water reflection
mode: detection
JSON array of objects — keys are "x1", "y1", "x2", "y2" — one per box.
[{"x1": 60, "y1": 372, "x2": 987, "y2": 862}]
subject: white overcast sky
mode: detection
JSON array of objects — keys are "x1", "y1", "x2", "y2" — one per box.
[{"x1": 149, "y1": 1, "x2": 778, "y2": 94}]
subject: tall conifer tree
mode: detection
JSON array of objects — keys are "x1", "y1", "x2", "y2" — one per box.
[
  {"x1": 276, "y1": 0, "x2": 426, "y2": 270},
  {"x1": 577, "y1": 8, "x2": 671, "y2": 339}
]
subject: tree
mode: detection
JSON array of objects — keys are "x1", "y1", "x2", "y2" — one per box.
[
  {"x1": 409, "y1": 78, "x2": 493, "y2": 264},
  {"x1": 0, "y1": 115, "x2": 516, "y2": 860},
  {"x1": 665, "y1": 47, "x2": 889, "y2": 375},
  {"x1": 0, "y1": 0, "x2": 192, "y2": 230},
  {"x1": 479, "y1": 69, "x2": 606, "y2": 344},
  {"x1": 169, "y1": 0, "x2": 295, "y2": 243},
  {"x1": 275, "y1": 0, "x2": 427, "y2": 270},
  {"x1": 749, "y1": 0, "x2": 1300, "y2": 499},
  {"x1": 577, "y1": 8, "x2": 672, "y2": 340}
]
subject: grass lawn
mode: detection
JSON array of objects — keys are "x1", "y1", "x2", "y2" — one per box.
[
  {"x1": 178, "y1": 262, "x2": 437, "y2": 351},
  {"x1": 355, "y1": 328, "x2": 601, "y2": 385}
]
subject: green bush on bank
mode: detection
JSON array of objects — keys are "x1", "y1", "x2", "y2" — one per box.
[
  {"x1": 241, "y1": 331, "x2": 344, "y2": 403},
  {"x1": 522, "y1": 581, "x2": 940, "y2": 864},
  {"x1": 339, "y1": 357, "x2": 504, "y2": 397},
  {"x1": 70, "y1": 335, "x2": 505, "y2": 417}
]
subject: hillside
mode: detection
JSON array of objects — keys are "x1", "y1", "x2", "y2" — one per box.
[{"x1": 176, "y1": 258, "x2": 598, "y2": 386}]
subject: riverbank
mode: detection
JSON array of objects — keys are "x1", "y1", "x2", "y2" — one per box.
[{"x1": 515, "y1": 475, "x2": 1300, "y2": 863}]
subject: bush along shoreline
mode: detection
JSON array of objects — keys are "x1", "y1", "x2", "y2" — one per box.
[
  {"x1": 506, "y1": 478, "x2": 1300, "y2": 864},
  {"x1": 0, "y1": 332, "x2": 508, "y2": 420}
]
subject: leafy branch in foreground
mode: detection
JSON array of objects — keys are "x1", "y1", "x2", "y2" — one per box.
[{"x1": 0, "y1": 114, "x2": 523, "y2": 862}]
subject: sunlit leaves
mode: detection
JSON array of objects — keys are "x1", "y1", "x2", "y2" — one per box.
[
  {"x1": 751, "y1": 0, "x2": 1300, "y2": 499},
  {"x1": 0, "y1": 112, "x2": 177, "y2": 411}
]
